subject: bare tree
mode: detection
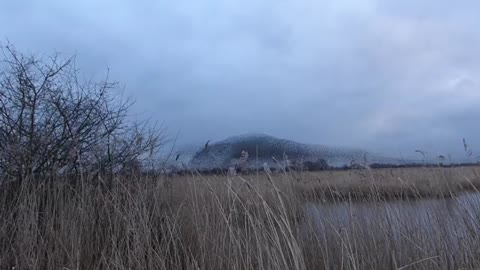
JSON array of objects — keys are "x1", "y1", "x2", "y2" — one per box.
[{"x1": 0, "y1": 44, "x2": 164, "y2": 185}]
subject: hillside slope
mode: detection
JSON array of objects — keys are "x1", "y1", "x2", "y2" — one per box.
[{"x1": 187, "y1": 134, "x2": 402, "y2": 170}]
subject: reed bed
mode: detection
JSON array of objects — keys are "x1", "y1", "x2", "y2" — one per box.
[{"x1": 0, "y1": 166, "x2": 480, "y2": 269}]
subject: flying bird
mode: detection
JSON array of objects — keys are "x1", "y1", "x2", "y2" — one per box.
[{"x1": 175, "y1": 154, "x2": 180, "y2": 161}]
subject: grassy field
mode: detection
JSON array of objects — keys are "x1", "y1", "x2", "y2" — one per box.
[{"x1": 1, "y1": 166, "x2": 480, "y2": 269}]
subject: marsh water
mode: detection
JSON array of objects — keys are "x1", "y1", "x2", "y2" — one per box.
[{"x1": 303, "y1": 192, "x2": 480, "y2": 254}]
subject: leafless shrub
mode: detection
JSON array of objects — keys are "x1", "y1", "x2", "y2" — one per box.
[{"x1": 0, "y1": 44, "x2": 164, "y2": 184}]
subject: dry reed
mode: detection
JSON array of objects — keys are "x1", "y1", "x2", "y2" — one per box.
[{"x1": 0, "y1": 166, "x2": 479, "y2": 269}]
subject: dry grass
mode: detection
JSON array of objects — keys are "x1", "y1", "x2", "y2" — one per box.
[
  {"x1": 0, "y1": 166, "x2": 480, "y2": 269},
  {"x1": 292, "y1": 166, "x2": 480, "y2": 201}
]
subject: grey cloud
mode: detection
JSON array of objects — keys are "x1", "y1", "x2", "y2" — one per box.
[{"x1": 1, "y1": 0, "x2": 480, "y2": 158}]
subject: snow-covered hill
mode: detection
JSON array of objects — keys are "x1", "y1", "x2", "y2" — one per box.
[{"x1": 183, "y1": 134, "x2": 404, "y2": 170}]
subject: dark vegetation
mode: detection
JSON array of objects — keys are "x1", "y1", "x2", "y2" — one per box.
[{"x1": 0, "y1": 45, "x2": 163, "y2": 187}]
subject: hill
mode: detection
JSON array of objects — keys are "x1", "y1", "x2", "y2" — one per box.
[{"x1": 187, "y1": 134, "x2": 402, "y2": 170}]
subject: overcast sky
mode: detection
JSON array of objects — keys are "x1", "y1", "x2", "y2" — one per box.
[{"x1": 1, "y1": 0, "x2": 480, "y2": 159}]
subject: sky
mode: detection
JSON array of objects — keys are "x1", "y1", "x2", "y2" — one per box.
[{"x1": 1, "y1": 0, "x2": 480, "y2": 159}]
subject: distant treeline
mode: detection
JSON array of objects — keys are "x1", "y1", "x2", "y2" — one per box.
[
  {"x1": 367, "y1": 162, "x2": 480, "y2": 169},
  {"x1": 313, "y1": 162, "x2": 480, "y2": 171},
  {"x1": 159, "y1": 161, "x2": 480, "y2": 176}
]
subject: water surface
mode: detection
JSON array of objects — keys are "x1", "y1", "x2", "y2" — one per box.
[{"x1": 304, "y1": 192, "x2": 480, "y2": 252}]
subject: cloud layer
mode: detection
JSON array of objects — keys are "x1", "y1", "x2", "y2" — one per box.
[{"x1": 2, "y1": 0, "x2": 480, "y2": 159}]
